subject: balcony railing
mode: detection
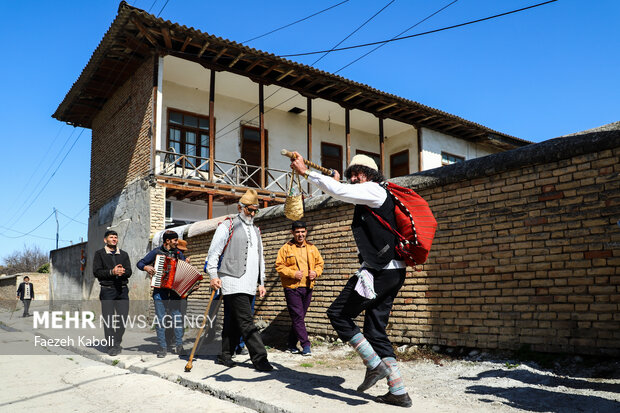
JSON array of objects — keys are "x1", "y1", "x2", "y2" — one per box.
[{"x1": 156, "y1": 149, "x2": 322, "y2": 198}]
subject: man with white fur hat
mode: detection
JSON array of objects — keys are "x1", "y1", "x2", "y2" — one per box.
[
  {"x1": 207, "y1": 188, "x2": 273, "y2": 372},
  {"x1": 290, "y1": 153, "x2": 412, "y2": 408}
]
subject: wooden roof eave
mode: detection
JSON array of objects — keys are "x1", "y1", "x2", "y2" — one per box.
[{"x1": 53, "y1": 1, "x2": 531, "y2": 150}]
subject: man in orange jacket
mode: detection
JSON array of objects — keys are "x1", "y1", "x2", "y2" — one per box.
[{"x1": 275, "y1": 220, "x2": 324, "y2": 356}]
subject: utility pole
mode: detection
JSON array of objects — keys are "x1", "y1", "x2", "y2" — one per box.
[{"x1": 54, "y1": 208, "x2": 59, "y2": 250}]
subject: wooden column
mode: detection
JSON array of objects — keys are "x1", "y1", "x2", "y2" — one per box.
[
  {"x1": 379, "y1": 118, "x2": 385, "y2": 174},
  {"x1": 345, "y1": 108, "x2": 351, "y2": 165},
  {"x1": 151, "y1": 56, "x2": 159, "y2": 173},
  {"x1": 259, "y1": 83, "x2": 265, "y2": 188},
  {"x1": 306, "y1": 97, "x2": 312, "y2": 193},
  {"x1": 417, "y1": 126, "x2": 423, "y2": 172},
  {"x1": 208, "y1": 70, "x2": 216, "y2": 219}
]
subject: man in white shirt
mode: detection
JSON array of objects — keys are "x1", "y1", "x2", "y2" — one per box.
[
  {"x1": 291, "y1": 153, "x2": 412, "y2": 408},
  {"x1": 207, "y1": 189, "x2": 273, "y2": 372}
]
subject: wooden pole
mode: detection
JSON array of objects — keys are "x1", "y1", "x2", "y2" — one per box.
[
  {"x1": 379, "y1": 118, "x2": 385, "y2": 174},
  {"x1": 417, "y1": 126, "x2": 423, "y2": 172},
  {"x1": 259, "y1": 83, "x2": 265, "y2": 189},
  {"x1": 345, "y1": 108, "x2": 351, "y2": 165},
  {"x1": 208, "y1": 70, "x2": 216, "y2": 219},
  {"x1": 306, "y1": 97, "x2": 312, "y2": 193}
]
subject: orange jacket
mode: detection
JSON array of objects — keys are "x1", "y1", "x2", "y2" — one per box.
[{"x1": 275, "y1": 240, "x2": 324, "y2": 289}]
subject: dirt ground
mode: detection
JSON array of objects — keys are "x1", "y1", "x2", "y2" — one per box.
[{"x1": 265, "y1": 338, "x2": 620, "y2": 412}]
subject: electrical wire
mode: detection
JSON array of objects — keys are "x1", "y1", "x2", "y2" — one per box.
[
  {"x1": 280, "y1": 0, "x2": 559, "y2": 57},
  {"x1": 213, "y1": 0, "x2": 396, "y2": 142},
  {"x1": 57, "y1": 209, "x2": 88, "y2": 226},
  {"x1": 335, "y1": 0, "x2": 459, "y2": 73},
  {"x1": 242, "y1": 0, "x2": 350, "y2": 43}
]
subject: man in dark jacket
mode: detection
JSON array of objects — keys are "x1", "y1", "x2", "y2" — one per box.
[
  {"x1": 16, "y1": 276, "x2": 34, "y2": 317},
  {"x1": 137, "y1": 230, "x2": 186, "y2": 358},
  {"x1": 93, "y1": 230, "x2": 132, "y2": 356},
  {"x1": 291, "y1": 153, "x2": 412, "y2": 408}
]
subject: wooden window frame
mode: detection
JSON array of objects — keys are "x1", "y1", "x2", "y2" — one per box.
[
  {"x1": 166, "y1": 108, "x2": 214, "y2": 168},
  {"x1": 240, "y1": 124, "x2": 268, "y2": 168},
  {"x1": 321, "y1": 142, "x2": 343, "y2": 176},
  {"x1": 390, "y1": 149, "x2": 410, "y2": 178},
  {"x1": 441, "y1": 151, "x2": 464, "y2": 166}
]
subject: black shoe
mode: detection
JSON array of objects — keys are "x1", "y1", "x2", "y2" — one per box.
[
  {"x1": 175, "y1": 345, "x2": 185, "y2": 356},
  {"x1": 376, "y1": 391, "x2": 413, "y2": 408},
  {"x1": 216, "y1": 355, "x2": 235, "y2": 368},
  {"x1": 108, "y1": 346, "x2": 121, "y2": 356},
  {"x1": 357, "y1": 361, "x2": 391, "y2": 392},
  {"x1": 156, "y1": 347, "x2": 166, "y2": 358},
  {"x1": 254, "y1": 360, "x2": 274, "y2": 372}
]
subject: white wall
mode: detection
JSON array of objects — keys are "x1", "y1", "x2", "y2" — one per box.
[
  {"x1": 384, "y1": 126, "x2": 418, "y2": 178},
  {"x1": 421, "y1": 128, "x2": 499, "y2": 170},
  {"x1": 160, "y1": 80, "x2": 383, "y2": 174}
]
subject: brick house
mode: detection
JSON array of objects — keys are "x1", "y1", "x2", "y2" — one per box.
[{"x1": 52, "y1": 2, "x2": 529, "y2": 305}]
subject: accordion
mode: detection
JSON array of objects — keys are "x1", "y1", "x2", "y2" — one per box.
[{"x1": 151, "y1": 254, "x2": 203, "y2": 298}]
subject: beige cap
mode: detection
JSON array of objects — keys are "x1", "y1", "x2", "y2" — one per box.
[
  {"x1": 349, "y1": 154, "x2": 378, "y2": 171},
  {"x1": 239, "y1": 189, "x2": 259, "y2": 207}
]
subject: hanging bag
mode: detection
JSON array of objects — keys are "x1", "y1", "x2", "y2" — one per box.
[{"x1": 284, "y1": 171, "x2": 304, "y2": 221}]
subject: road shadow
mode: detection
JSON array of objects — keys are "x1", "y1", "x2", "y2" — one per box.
[
  {"x1": 208, "y1": 361, "x2": 373, "y2": 406},
  {"x1": 461, "y1": 368, "x2": 620, "y2": 412}
]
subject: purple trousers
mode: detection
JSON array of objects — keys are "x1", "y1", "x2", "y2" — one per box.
[{"x1": 284, "y1": 287, "x2": 313, "y2": 348}]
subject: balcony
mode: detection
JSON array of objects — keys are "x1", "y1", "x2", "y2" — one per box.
[{"x1": 155, "y1": 148, "x2": 320, "y2": 205}]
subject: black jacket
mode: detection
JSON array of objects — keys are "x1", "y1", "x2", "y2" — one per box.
[
  {"x1": 351, "y1": 192, "x2": 398, "y2": 270},
  {"x1": 93, "y1": 248, "x2": 132, "y2": 287},
  {"x1": 17, "y1": 282, "x2": 34, "y2": 300}
]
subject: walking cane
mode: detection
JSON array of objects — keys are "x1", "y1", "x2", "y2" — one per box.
[
  {"x1": 281, "y1": 149, "x2": 336, "y2": 177},
  {"x1": 184, "y1": 289, "x2": 216, "y2": 372}
]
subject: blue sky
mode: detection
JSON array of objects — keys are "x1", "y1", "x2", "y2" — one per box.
[{"x1": 0, "y1": 0, "x2": 618, "y2": 263}]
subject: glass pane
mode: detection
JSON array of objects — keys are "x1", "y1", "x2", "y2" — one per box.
[
  {"x1": 322, "y1": 144, "x2": 341, "y2": 158},
  {"x1": 392, "y1": 152, "x2": 408, "y2": 165},
  {"x1": 199, "y1": 118, "x2": 209, "y2": 130},
  {"x1": 169, "y1": 128, "x2": 181, "y2": 141},
  {"x1": 243, "y1": 127, "x2": 260, "y2": 142},
  {"x1": 169, "y1": 112, "x2": 182, "y2": 125},
  {"x1": 201, "y1": 134, "x2": 209, "y2": 147},
  {"x1": 186, "y1": 144, "x2": 197, "y2": 156},
  {"x1": 186, "y1": 131, "x2": 196, "y2": 144},
  {"x1": 184, "y1": 115, "x2": 198, "y2": 128},
  {"x1": 172, "y1": 141, "x2": 181, "y2": 153}
]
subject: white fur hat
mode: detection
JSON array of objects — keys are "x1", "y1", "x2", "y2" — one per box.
[{"x1": 348, "y1": 154, "x2": 378, "y2": 171}]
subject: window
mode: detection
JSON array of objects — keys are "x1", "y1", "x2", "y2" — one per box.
[
  {"x1": 167, "y1": 109, "x2": 211, "y2": 170},
  {"x1": 356, "y1": 149, "x2": 381, "y2": 171},
  {"x1": 390, "y1": 150, "x2": 409, "y2": 178},
  {"x1": 321, "y1": 142, "x2": 343, "y2": 176},
  {"x1": 240, "y1": 125, "x2": 268, "y2": 187},
  {"x1": 441, "y1": 152, "x2": 464, "y2": 166}
]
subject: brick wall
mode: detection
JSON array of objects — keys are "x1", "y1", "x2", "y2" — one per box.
[
  {"x1": 90, "y1": 56, "x2": 154, "y2": 215},
  {"x1": 185, "y1": 129, "x2": 619, "y2": 356}
]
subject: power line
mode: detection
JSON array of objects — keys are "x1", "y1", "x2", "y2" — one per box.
[
  {"x1": 313, "y1": 0, "x2": 396, "y2": 66},
  {"x1": 243, "y1": 0, "x2": 350, "y2": 43},
  {"x1": 280, "y1": 0, "x2": 559, "y2": 57},
  {"x1": 335, "y1": 0, "x2": 459, "y2": 73},
  {"x1": 156, "y1": 0, "x2": 171, "y2": 16},
  {"x1": 2, "y1": 127, "x2": 77, "y2": 230},
  {"x1": 213, "y1": 1, "x2": 396, "y2": 142},
  {"x1": 0, "y1": 211, "x2": 55, "y2": 239},
  {"x1": 57, "y1": 209, "x2": 88, "y2": 226},
  {"x1": 4, "y1": 129, "x2": 85, "y2": 231}
]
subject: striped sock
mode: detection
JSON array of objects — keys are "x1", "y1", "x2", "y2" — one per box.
[
  {"x1": 349, "y1": 333, "x2": 381, "y2": 370},
  {"x1": 383, "y1": 357, "x2": 406, "y2": 395}
]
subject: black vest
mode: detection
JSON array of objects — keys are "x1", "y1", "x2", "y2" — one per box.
[{"x1": 351, "y1": 190, "x2": 398, "y2": 269}]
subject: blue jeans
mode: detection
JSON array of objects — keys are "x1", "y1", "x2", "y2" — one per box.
[{"x1": 153, "y1": 288, "x2": 183, "y2": 348}]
